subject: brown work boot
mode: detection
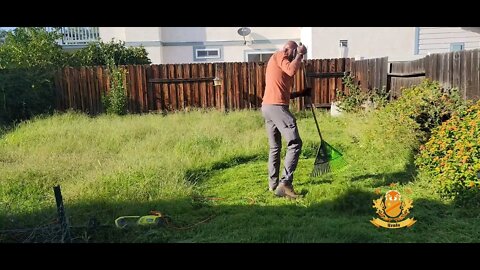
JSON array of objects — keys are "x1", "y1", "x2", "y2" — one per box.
[
  {"x1": 274, "y1": 181, "x2": 299, "y2": 199},
  {"x1": 268, "y1": 182, "x2": 278, "y2": 192}
]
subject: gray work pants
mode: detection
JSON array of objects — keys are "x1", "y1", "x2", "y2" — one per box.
[{"x1": 261, "y1": 104, "x2": 302, "y2": 188}]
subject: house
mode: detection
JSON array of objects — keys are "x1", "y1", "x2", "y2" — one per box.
[
  {"x1": 44, "y1": 27, "x2": 101, "y2": 52},
  {"x1": 55, "y1": 27, "x2": 480, "y2": 63},
  {"x1": 416, "y1": 27, "x2": 480, "y2": 55},
  {"x1": 98, "y1": 27, "x2": 301, "y2": 64},
  {"x1": 302, "y1": 27, "x2": 480, "y2": 61}
]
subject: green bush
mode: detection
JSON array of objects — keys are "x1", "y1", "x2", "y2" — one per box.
[
  {"x1": 0, "y1": 30, "x2": 7, "y2": 44},
  {"x1": 335, "y1": 75, "x2": 389, "y2": 113},
  {"x1": 68, "y1": 39, "x2": 151, "y2": 66},
  {"x1": 0, "y1": 28, "x2": 65, "y2": 125},
  {"x1": 0, "y1": 68, "x2": 55, "y2": 125},
  {"x1": 102, "y1": 57, "x2": 127, "y2": 115},
  {"x1": 0, "y1": 29, "x2": 150, "y2": 123},
  {"x1": 415, "y1": 100, "x2": 480, "y2": 205},
  {"x1": 384, "y1": 79, "x2": 467, "y2": 138},
  {"x1": 0, "y1": 28, "x2": 67, "y2": 70}
]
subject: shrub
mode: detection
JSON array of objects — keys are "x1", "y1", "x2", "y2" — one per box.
[
  {"x1": 0, "y1": 28, "x2": 65, "y2": 125},
  {"x1": 68, "y1": 39, "x2": 151, "y2": 66},
  {"x1": 384, "y1": 79, "x2": 467, "y2": 139},
  {"x1": 335, "y1": 75, "x2": 389, "y2": 113},
  {"x1": 0, "y1": 68, "x2": 55, "y2": 125},
  {"x1": 0, "y1": 28, "x2": 67, "y2": 70},
  {"x1": 415, "y1": 100, "x2": 480, "y2": 205},
  {"x1": 102, "y1": 57, "x2": 127, "y2": 115}
]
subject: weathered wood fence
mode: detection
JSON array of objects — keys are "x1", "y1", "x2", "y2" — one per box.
[
  {"x1": 389, "y1": 49, "x2": 480, "y2": 100},
  {"x1": 54, "y1": 49, "x2": 479, "y2": 114},
  {"x1": 54, "y1": 59, "x2": 372, "y2": 114}
]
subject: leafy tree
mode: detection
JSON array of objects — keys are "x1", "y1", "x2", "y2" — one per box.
[
  {"x1": 0, "y1": 27, "x2": 66, "y2": 125},
  {"x1": 68, "y1": 39, "x2": 151, "y2": 66},
  {"x1": 0, "y1": 29, "x2": 8, "y2": 44},
  {"x1": 0, "y1": 27, "x2": 67, "y2": 69}
]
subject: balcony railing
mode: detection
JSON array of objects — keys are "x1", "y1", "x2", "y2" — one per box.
[{"x1": 45, "y1": 27, "x2": 100, "y2": 46}]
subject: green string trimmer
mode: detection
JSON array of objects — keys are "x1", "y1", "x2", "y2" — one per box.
[{"x1": 301, "y1": 60, "x2": 347, "y2": 176}]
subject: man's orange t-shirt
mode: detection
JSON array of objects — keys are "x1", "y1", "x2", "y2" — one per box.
[{"x1": 262, "y1": 50, "x2": 302, "y2": 105}]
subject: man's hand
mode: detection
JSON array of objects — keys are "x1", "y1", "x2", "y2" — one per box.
[
  {"x1": 302, "y1": 87, "x2": 312, "y2": 97},
  {"x1": 297, "y1": 44, "x2": 307, "y2": 56},
  {"x1": 290, "y1": 88, "x2": 312, "y2": 99}
]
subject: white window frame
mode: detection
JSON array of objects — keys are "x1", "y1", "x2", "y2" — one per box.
[
  {"x1": 339, "y1": 40, "x2": 348, "y2": 58},
  {"x1": 450, "y1": 42, "x2": 465, "y2": 52},
  {"x1": 245, "y1": 50, "x2": 276, "y2": 62},
  {"x1": 194, "y1": 48, "x2": 221, "y2": 60}
]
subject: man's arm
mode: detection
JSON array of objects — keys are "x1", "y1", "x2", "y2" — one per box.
[{"x1": 278, "y1": 53, "x2": 303, "y2": 77}]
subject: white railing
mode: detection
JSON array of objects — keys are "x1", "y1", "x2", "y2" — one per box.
[{"x1": 45, "y1": 27, "x2": 100, "y2": 45}]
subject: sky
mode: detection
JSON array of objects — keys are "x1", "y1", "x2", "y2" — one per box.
[{"x1": 0, "y1": 27, "x2": 16, "y2": 31}]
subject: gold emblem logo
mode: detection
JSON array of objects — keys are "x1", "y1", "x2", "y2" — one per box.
[{"x1": 371, "y1": 190, "x2": 416, "y2": 229}]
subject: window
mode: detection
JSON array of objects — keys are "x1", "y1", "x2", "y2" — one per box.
[
  {"x1": 193, "y1": 47, "x2": 221, "y2": 61},
  {"x1": 450, "y1": 42, "x2": 465, "y2": 52},
  {"x1": 246, "y1": 51, "x2": 274, "y2": 62},
  {"x1": 339, "y1": 40, "x2": 348, "y2": 58}
]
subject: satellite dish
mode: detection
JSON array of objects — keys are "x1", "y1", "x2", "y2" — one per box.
[{"x1": 237, "y1": 27, "x2": 251, "y2": 45}]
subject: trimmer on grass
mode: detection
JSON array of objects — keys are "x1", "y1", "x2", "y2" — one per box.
[
  {"x1": 300, "y1": 56, "x2": 347, "y2": 176},
  {"x1": 114, "y1": 210, "x2": 214, "y2": 230},
  {"x1": 115, "y1": 211, "x2": 167, "y2": 229}
]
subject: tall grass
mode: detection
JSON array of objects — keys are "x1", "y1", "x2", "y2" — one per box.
[
  {"x1": 1, "y1": 108, "x2": 479, "y2": 243},
  {"x1": 0, "y1": 109, "x2": 265, "y2": 221}
]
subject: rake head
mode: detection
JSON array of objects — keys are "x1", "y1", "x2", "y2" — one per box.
[{"x1": 310, "y1": 141, "x2": 347, "y2": 177}]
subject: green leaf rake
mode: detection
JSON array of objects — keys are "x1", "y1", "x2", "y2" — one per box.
[{"x1": 302, "y1": 62, "x2": 347, "y2": 176}]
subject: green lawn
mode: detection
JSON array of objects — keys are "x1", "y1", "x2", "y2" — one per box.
[{"x1": 1, "y1": 109, "x2": 480, "y2": 242}]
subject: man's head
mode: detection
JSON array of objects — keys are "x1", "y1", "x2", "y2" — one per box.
[{"x1": 283, "y1": 41, "x2": 299, "y2": 61}]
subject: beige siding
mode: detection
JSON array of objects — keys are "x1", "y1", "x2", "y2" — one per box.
[
  {"x1": 162, "y1": 44, "x2": 283, "y2": 64},
  {"x1": 418, "y1": 27, "x2": 480, "y2": 55},
  {"x1": 111, "y1": 27, "x2": 298, "y2": 64},
  {"x1": 226, "y1": 44, "x2": 281, "y2": 62},
  {"x1": 162, "y1": 27, "x2": 299, "y2": 43},
  {"x1": 159, "y1": 27, "x2": 298, "y2": 64},
  {"x1": 162, "y1": 27, "x2": 208, "y2": 42},
  {"x1": 144, "y1": 47, "x2": 162, "y2": 64},
  {"x1": 99, "y1": 28, "x2": 163, "y2": 63},
  {"x1": 125, "y1": 27, "x2": 161, "y2": 42},
  {"x1": 309, "y1": 27, "x2": 417, "y2": 61},
  {"x1": 99, "y1": 27, "x2": 126, "y2": 42},
  {"x1": 301, "y1": 27, "x2": 313, "y2": 59},
  {"x1": 162, "y1": 46, "x2": 193, "y2": 64}
]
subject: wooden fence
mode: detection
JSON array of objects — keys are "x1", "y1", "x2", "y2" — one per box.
[
  {"x1": 388, "y1": 58, "x2": 426, "y2": 99},
  {"x1": 53, "y1": 49, "x2": 479, "y2": 115},
  {"x1": 350, "y1": 57, "x2": 389, "y2": 92},
  {"x1": 54, "y1": 59, "x2": 361, "y2": 114},
  {"x1": 389, "y1": 49, "x2": 480, "y2": 100}
]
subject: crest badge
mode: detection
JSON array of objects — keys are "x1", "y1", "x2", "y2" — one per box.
[{"x1": 371, "y1": 190, "x2": 416, "y2": 229}]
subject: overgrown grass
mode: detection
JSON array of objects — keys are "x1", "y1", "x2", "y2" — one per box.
[{"x1": 1, "y1": 108, "x2": 479, "y2": 243}]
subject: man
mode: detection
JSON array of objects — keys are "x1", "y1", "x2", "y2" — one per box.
[{"x1": 261, "y1": 41, "x2": 311, "y2": 199}]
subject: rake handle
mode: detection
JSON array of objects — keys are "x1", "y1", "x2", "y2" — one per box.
[{"x1": 301, "y1": 61, "x2": 323, "y2": 142}]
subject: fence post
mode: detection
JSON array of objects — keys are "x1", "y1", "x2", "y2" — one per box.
[
  {"x1": 216, "y1": 63, "x2": 227, "y2": 112},
  {"x1": 53, "y1": 185, "x2": 72, "y2": 243}
]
